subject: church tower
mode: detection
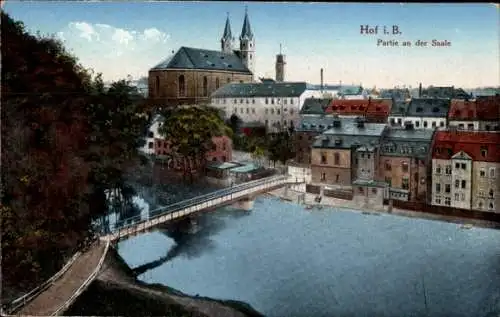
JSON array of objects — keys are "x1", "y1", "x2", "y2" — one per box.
[
  {"x1": 275, "y1": 44, "x2": 286, "y2": 82},
  {"x1": 221, "y1": 13, "x2": 234, "y2": 54},
  {"x1": 239, "y1": 7, "x2": 255, "y2": 80}
]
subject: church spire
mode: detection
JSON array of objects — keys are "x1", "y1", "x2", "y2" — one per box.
[
  {"x1": 240, "y1": 6, "x2": 253, "y2": 40},
  {"x1": 221, "y1": 12, "x2": 234, "y2": 53},
  {"x1": 222, "y1": 12, "x2": 232, "y2": 40}
]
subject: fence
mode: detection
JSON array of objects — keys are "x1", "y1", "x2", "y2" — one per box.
[
  {"x1": 324, "y1": 188, "x2": 353, "y2": 200},
  {"x1": 4, "y1": 251, "x2": 82, "y2": 315},
  {"x1": 51, "y1": 240, "x2": 110, "y2": 316}
]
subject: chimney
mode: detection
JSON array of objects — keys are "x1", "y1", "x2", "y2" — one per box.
[
  {"x1": 320, "y1": 68, "x2": 324, "y2": 93},
  {"x1": 418, "y1": 83, "x2": 422, "y2": 98}
]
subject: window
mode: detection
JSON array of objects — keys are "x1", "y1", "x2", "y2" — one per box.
[
  {"x1": 240, "y1": 108, "x2": 243, "y2": 114},
  {"x1": 358, "y1": 187, "x2": 364, "y2": 194},
  {"x1": 435, "y1": 183, "x2": 441, "y2": 193},
  {"x1": 467, "y1": 123, "x2": 474, "y2": 130},
  {"x1": 148, "y1": 131, "x2": 154, "y2": 138},
  {"x1": 148, "y1": 142, "x2": 153, "y2": 149},
  {"x1": 478, "y1": 201, "x2": 484, "y2": 209},
  {"x1": 436, "y1": 165, "x2": 441, "y2": 174},
  {"x1": 423, "y1": 121, "x2": 428, "y2": 128},
  {"x1": 435, "y1": 196, "x2": 441, "y2": 204},
  {"x1": 284, "y1": 99, "x2": 288, "y2": 105},
  {"x1": 445, "y1": 197, "x2": 451, "y2": 206},
  {"x1": 490, "y1": 168, "x2": 496, "y2": 178},
  {"x1": 455, "y1": 180, "x2": 460, "y2": 188},
  {"x1": 271, "y1": 98, "x2": 275, "y2": 105},
  {"x1": 155, "y1": 75, "x2": 160, "y2": 95},
  {"x1": 372, "y1": 188, "x2": 377, "y2": 194},
  {"x1": 461, "y1": 180, "x2": 466, "y2": 189},
  {"x1": 432, "y1": 121, "x2": 436, "y2": 128},
  {"x1": 246, "y1": 99, "x2": 249, "y2": 104},
  {"x1": 234, "y1": 99, "x2": 238, "y2": 104},
  {"x1": 439, "y1": 121, "x2": 445, "y2": 127},
  {"x1": 265, "y1": 119, "x2": 268, "y2": 126},
  {"x1": 265, "y1": 98, "x2": 269, "y2": 104},
  {"x1": 415, "y1": 121, "x2": 420, "y2": 128},
  {"x1": 445, "y1": 165, "x2": 452, "y2": 175},
  {"x1": 321, "y1": 173, "x2": 326, "y2": 181},
  {"x1": 480, "y1": 146, "x2": 488, "y2": 158},
  {"x1": 240, "y1": 99, "x2": 244, "y2": 103},
  {"x1": 489, "y1": 189, "x2": 494, "y2": 198},
  {"x1": 252, "y1": 99, "x2": 255, "y2": 104},
  {"x1": 277, "y1": 109, "x2": 281, "y2": 115},
  {"x1": 227, "y1": 78, "x2": 231, "y2": 83},
  {"x1": 402, "y1": 177, "x2": 409, "y2": 190},
  {"x1": 290, "y1": 109, "x2": 294, "y2": 115},
  {"x1": 246, "y1": 108, "x2": 249, "y2": 114},
  {"x1": 461, "y1": 163, "x2": 466, "y2": 170},
  {"x1": 271, "y1": 109, "x2": 275, "y2": 115},
  {"x1": 334, "y1": 153, "x2": 340, "y2": 165},
  {"x1": 454, "y1": 193, "x2": 460, "y2": 201},
  {"x1": 335, "y1": 174, "x2": 339, "y2": 183},
  {"x1": 445, "y1": 184, "x2": 451, "y2": 193},
  {"x1": 361, "y1": 153, "x2": 365, "y2": 159},
  {"x1": 252, "y1": 108, "x2": 255, "y2": 114},
  {"x1": 489, "y1": 202, "x2": 495, "y2": 210},
  {"x1": 455, "y1": 163, "x2": 460, "y2": 169},
  {"x1": 178, "y1": 75, "x2": 185, "y2": 96},
  {"x1": 367, "y1": 154, "x2": 371, "y2": 159},
  {"x1": 215, "y1": 78, "x2": 220, "y2": 89},
  {"x1": 385, "y1": 161, "x2": 392, "y2": 171},
  {"x1": 321, "y1": 153, "x2": 327, "y2": 164},
  {"x1": 233, "y1": 108, "x2": 237, "y2": 113},
  {"x1": 458, "y1": 123, "x2": 464, "y2": 130},
  {"x1": 265, "y1": 108, "x2": 269, "y2": 115},
  {"x1": 461, "y1": 193, "x2": 465, "y2": 201},
  {"x1": 385, "y1": 177, "x2": 392, "y2": 187},
  {"x1": 222, "y1": 156, "x2": 226, "y2": 162},
  {"x1": 402, "y1": 162, "x2": 409, "y2": 173},
  {"x1": 480, "y1": 169, "x2": 486, "y2": 177}
]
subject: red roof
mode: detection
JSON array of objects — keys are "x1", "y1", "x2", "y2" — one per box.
[
  {"x1": 325, "y1": 99, "x2": 369, "y2": 115},
  {"x1": 366, "y1": 99, "x2": 393, "y2": 116},
  {"x1": 476, "y1": 95, "x2": 500, "y2": 120},
  {"x1": 448, "y1": 99, "x2": 477, "y2": 120},
  {"x1": 432, "y1": 131, "x2": 500, "y2": 162}
]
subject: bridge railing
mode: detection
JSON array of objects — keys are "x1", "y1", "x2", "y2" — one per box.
[
  {"x1": 51, "y1": 240, "x2": 110, "y2": 316},
  {"x1": 106, "y1": 175, "x2": 288, "y2": 235},
  {"x1": 3, "y1": 250, "x2": 82, "y2": 315}
]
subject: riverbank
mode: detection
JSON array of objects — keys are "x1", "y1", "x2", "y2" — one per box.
[
  {"x1": 65, "y1": 246, "x2": 264, "y2": 317},
  {"x1": 267, "y1": 186, "x2": 500, "y2": 230}
]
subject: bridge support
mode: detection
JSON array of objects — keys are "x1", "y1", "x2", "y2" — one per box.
[{"x1": 232, "y1": 196, "x2": 255, "y2": 211}]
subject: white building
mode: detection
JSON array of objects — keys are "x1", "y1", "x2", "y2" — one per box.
[
  {"x1": 449, "y1": 151, "x2": 473, "y2": 210},
  {"x1": 210, "y1": 81, "x2": 329, "y2": 133},
  {"x1": 389, "y1": 98, "x2": 450, "y2": 129},
  {"x1": 139, "y1": 114, "x2": 164, "y2": 155}
]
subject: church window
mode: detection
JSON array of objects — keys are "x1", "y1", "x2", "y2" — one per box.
[
  {"x1": 203, "y1": 76, "x2": 208, "y2": 96},
  {"x1": 155, "y1": 75, "x2": 160, "y2": 96},
  {"x1": 178, "y1": 75, "x2": 185, "y2": 97},
  {"x1": 290, "y1": 98, "x2": 294, "y2": 104},
  {"x1": 215, "y1": 78, "x2": 220, "y2": 89}
]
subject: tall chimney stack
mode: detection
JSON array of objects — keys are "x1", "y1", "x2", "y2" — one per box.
[
  {"x1": 275, "y1": 44, "x2": 286, "y2": 82},
  {"x1": 320, "y1": 68, "x2": 324, "y2": 93},
  {"x1": 418, "y1": 82, "x2": 422, "y2": 98}
]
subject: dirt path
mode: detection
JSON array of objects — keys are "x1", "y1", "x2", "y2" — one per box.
[{"x1": 17, "y1": 242, "x2": 106, "y2": 316}]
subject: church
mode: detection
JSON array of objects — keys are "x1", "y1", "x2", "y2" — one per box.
[{"x1": 148, "y1": 9, "x2": 256, "y2": 108}]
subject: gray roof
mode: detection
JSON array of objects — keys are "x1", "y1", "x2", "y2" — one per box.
[
  {"x1": 240, "y1": 11, "x2": 253, "y2": 40},
  {"x1": 222, "y1": 16, "x2": 233, "y2": 40},
  {"x1": 300, "y1": 98, "x2": 332, "y2": 115},
  {"x1": 380, "y1": 128, "x2": 434, "y2": 158},
  {"x1": 407, "y1": 98, "x2": 450, "y2": 117},
  {"x1": 380, "y1": 88, "x2": 410, "y2": 100},
  {"x1": 150, "y1": 47, "x2": 251, "y2": 74},
  {"x1": 390, "y1": 100, "x2": 410, "y2": 116},
  {"x1": 312, "y1": 118, "x2": 386, "y2": 149},
  {"x1": 211, "y1": 82, "x2": 307, "y2": 98},
  {"x1": 338, "y1": 86, "x2": 364, "y2": 95},
  {"x1": 421, "y1": 86, "x2": 470, "y2": 99},
  {"x1": 296, "y1": 115, "x2": 353, "y2": 133}
]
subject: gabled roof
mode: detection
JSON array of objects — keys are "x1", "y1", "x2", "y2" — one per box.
[
  {"x1": 150, "y1": 47, "x2": 251, "y2": 74},
  {"x1": 300, "y1": 98, "x2": 332, "y2": 115},
  {"x1": 326, "y1": 99, "x2": 369, "y2": 115},
  {"x1": 366, "y1": 98, "x2": 393, "y2": 116},
  {"x1": 407, "y1": 98, "x2": 450, "y2": 117},
  {"x1": 448, "y1": 99, "x2": 477, "y2": 120},
  {"x1": 432, "y1": 131, "x2": 500, "y2": 162},
  {"x1": 211, "y1": 82, "x2": 307, "y2": 98},
  {"x1": 451, "y1": 151, "x2": 472, "y2": 160}
]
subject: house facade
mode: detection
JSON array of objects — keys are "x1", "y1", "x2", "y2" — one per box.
[
  {"x1": 447, "y1": 99, "x2": 479, "y2": 131},
  {"x1": 379, "y1": 124, "x2": 434, "y2": 202},
  {"x1": 210, "y1": 81, "x2": 327, "y2": 133},
  {"x1": 476, "y1": 95, "x2": 500, "y2": 131},
  {"x1": 365, "y1": 98, "x2": 393, "y2": 123},
  {"x1": 431, "y1": 131, "x2": 500, "y2": 213},
  {"x1": 294, "y1": 115, "x2": 336, "y2": 165}
]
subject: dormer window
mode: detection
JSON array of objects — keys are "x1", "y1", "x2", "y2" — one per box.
[
  {"x1": 481, "y1": 146, "x2": 488, "y2": 158},
  {"x1": 432, "y1": 107, "x2": 440, "y2": 113},
  {"x1": 416, "y1": 107, "x2": 423, "y2": 113}
]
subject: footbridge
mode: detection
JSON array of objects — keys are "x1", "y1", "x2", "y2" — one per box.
[{"x1": 100, "y1": 175, "x2": 299, "y2": 243}]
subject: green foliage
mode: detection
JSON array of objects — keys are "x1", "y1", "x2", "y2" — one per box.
[
  {"x1": 267, "y1": 132, "x2": 295, "y2": 165},
  {"x1": 158, "y1": 106, "x2": 231, "y2": 181}
]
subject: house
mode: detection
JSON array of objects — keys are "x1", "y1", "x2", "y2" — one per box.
[
  {"x1": 379, "y1": 124, "x2": 435, "y2": 202},
  {"x1": 365, "y1": 98, "x2": 393, "y2": 123},
  {"x1": 388, "y1": 100, "x2": 410, "y2": 127},
  {"x1": 210, "y1": 81, "x2": 327, "y2": 133},
  {"x1": 476, "y1": 95, "x2": 500, "y2": 131},
  {"x1": 325, "y1": 99, "x2": 369, "y2": 117},
  {"x1": 140, "y1": 114, "x2": 164, "y2": 155},
  {"x1": 310, "y1": 116, "x2": 387, "y2": 190},
  {"x1": 148, "y1": 11, "x2": 256, "y2": 108},
  {"x1": 299, "y1": 97, "x2": 333, "y2": 115},
  {"x1": 431, "y1": 130, "x2": 500, "y2": 212},
  {"x1": 293, "y1": 114, "x2": 337, "y2": 165},
  {"x1": 421, "y1": 86, "x2": 470, "y2": 99},
  {"x1": 447, "y1": 99, "x2": 479, "y2": 130},
  {"x1": 400, "y1": 98, "x2": 450, "y2": 129}
]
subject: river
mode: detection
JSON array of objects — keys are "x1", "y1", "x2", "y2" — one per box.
[{"x1": 116, "y1": 195, "x2": 500, "y2": 317}]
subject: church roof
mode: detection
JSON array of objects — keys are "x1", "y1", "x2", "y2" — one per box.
[
  {"x1": 222, "y1": 16, "x2": 233, "y2": 40},
  {"x1": 240, "y1": 10, "x2": 253, "y2": 40},
  {"x1": 150, "y1": 47, "x2": 251, "y2": 74},
  {"x1": 211, "y1": 82, "x2": 308, "y2": 98}
]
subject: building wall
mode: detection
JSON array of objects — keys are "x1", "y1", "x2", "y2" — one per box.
[
  {"x1": 450, "y1": 157, "x2": 472, "y2": 210},
  {"x1": 287, "y1": 165, "x2": 312, "y2": 183},
  {"x1": 205, "y1": 136, "x2": 233, "y2": 163},
  {"x1": 311, "y1": 148, "x2": 351, "y2": 185},
  {"x1": 352, "y1": 185, "x2": 385, "y2": 208},
  {"x1": 356, "y1": 150, "x2": 377, "y2": 180},
  {"x1": 294, "y1": 131, "x2": 320, "y2": 164},
  {"x1": 448, "y1": 120, "x2": 480, "y2": 131},
  {"x1": 403, "y1": 116, "x2": 447, "y2": 129},
  {"x1": 149, "y1": 69, "x2": 252, "y2": 107},
  {"x1": 431, "y1": 158, "x2": 453, "y2": 207},
  {"x1": 478, "y1": 120, "x2": 500, "y2": 131},
  {"x1": 472, "y1": 161, "x2": 500, "y2": 213},
  {"x1": 378, "y1": 156, "x2": 413, "y2": 200}
]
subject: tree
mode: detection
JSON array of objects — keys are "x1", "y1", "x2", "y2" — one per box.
[
  {"x1": 1, "y1": 12, "x2": 96, "y2": 289},
  {"x1": 158, "y1": 106, "x2": 232, "y2": 182},
  {"x1": 267, "y1": 131, "x2": 295, "y2": 167},
  {"x1": 228, "y1": 113, "x2": 242, "y2": 134},
  {"x1": 251, "y1": 146, "x2": 266, "y2": 167}
]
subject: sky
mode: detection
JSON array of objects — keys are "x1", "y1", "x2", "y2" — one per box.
[{"x1": 4, "y1": 2, "x2": 499, "y2": 88}]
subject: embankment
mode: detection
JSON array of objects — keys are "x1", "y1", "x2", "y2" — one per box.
[{"x1": 65, "y1": 246, "x2": 264, "y2": 317}]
